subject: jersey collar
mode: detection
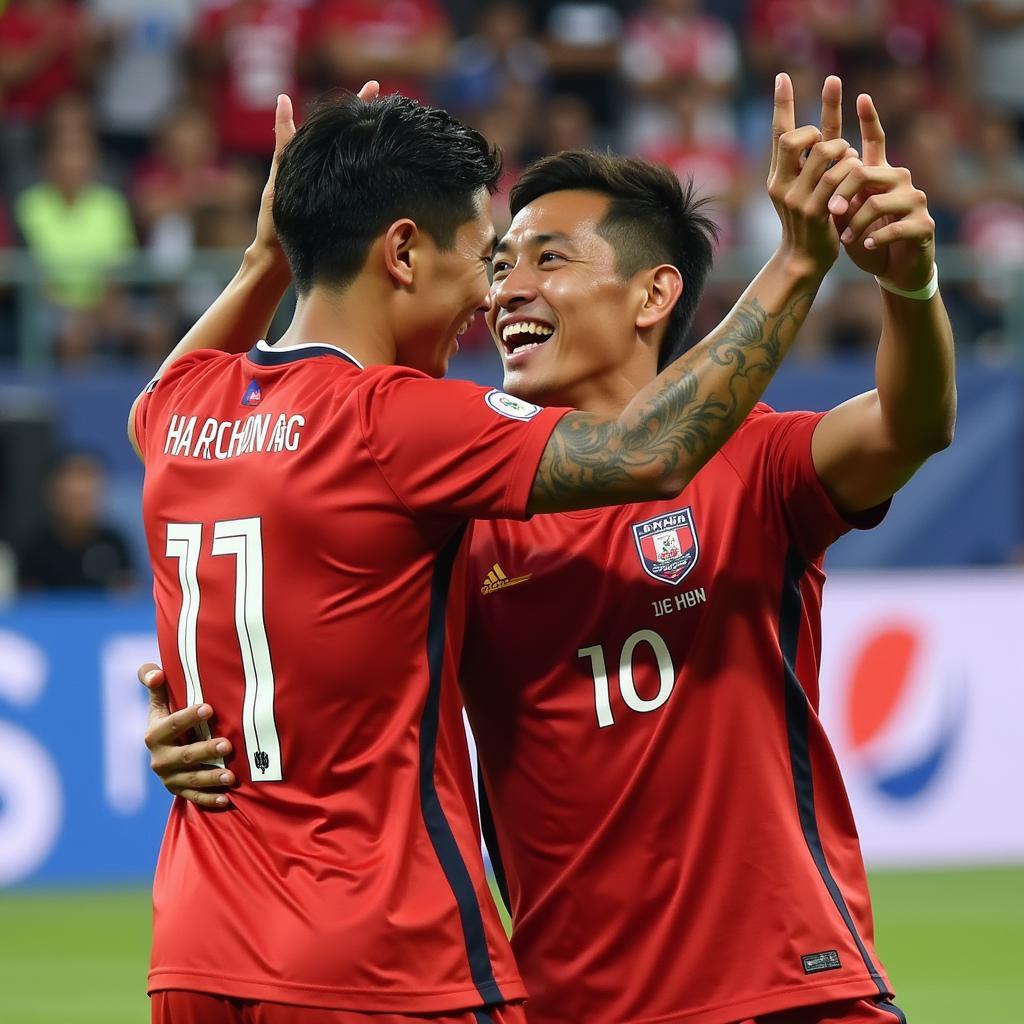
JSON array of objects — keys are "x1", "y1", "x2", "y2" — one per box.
[{"x1": 248, "y1": 339, "x2": 364, "y2": 369}]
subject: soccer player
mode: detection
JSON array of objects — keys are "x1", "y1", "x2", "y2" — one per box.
[
  {"x1": 130, "y1": 77, "x2": 861, "y2": 1023},
  {"x1": 460, "y1": 88, "x2": 951, "y2": 1024}
]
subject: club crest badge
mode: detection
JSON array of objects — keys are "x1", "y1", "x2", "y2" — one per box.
[{"x1": 631, "y1": 507, "x2": 699, "y2": 586}]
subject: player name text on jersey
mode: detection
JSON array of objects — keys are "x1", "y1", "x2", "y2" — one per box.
[
  {"x1": 163, "y1": 413, "x2": 305, "y2": 461},
  {"x1": 651, "y1": 587, "x2": 707, "y2": 617}
]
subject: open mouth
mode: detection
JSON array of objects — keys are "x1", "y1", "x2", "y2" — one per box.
[{"x1": 501, "y1": 320, "x2": 555, "y2": 359}]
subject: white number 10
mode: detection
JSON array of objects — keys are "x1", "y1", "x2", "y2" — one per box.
[
  {"x1": 165, "y1": 518, "x2": 283, "y2": 781},
  {"x1": 579, "y1": 628, "x2": 676, "y2": 729}
]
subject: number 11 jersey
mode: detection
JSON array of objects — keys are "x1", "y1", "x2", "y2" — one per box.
[{"x1": 135, "y1": 341, "x2": 567, "y2": 1012}]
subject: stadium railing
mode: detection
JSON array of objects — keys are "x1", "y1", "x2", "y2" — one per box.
[{"x1": 0, "y1": 245, "x2": 1021, "y2": 368}]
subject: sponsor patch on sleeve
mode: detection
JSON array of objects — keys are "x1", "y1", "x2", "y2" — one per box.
[{"x1": 484, "y1": 389, "x2": 542, "y2": 421}]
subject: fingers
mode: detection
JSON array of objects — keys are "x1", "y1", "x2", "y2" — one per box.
[
  {"x1": 356, "y1": 80, "x2": 380, "y2": 102},
  {"x1": 838, "y1": 178, "x2": 924, "y2": 244},
  {"x1": 138, "y1": 663, "x2": 164, "y2": 688},
  {"x1": 273, "y1": 94, "x2": 296, "y2": 164},
  {"x1": 861, "y1": 214, "x2": 934, "y2": 252},
  {"x1": 783, "y1": 137, "x2": 852, "y2": 209},
  {"x1": 177, "y1": 789, "x2": 232, "y2": 809},
  {"x1": 858, "y1": 93, "x2": 886, "y2": 166},
  {"x1": 806, "y1": 152, "x2": 862, "y2": 216},
  {"x1": 769, "y1": 72, "x2": 796, "y2": 180},
  {"x1": 773, "y1": 125, "x2": 824, "y2": 185},
  {"x1": 145, "y1": 701, "x2": 218, "y2": 749},
  {"x1": 819, "y1": 75, "x2": 842, "y2": 142}
]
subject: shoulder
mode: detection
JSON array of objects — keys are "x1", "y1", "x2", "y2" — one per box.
[
  {"x1": 147, "y1": 349, "x2": 237, "y2": 399},
  {"x1": 720, "y1": 402, "x2": 824, "y2": 463}
]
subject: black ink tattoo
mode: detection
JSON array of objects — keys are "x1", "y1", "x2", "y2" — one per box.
[{"x1": 530, "y1": 290, "x2": 815, "y2": 512}]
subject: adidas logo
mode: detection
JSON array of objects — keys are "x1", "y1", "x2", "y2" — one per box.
[{"x1": 480, "y1": 562, "x2": 531, "y2": 595}]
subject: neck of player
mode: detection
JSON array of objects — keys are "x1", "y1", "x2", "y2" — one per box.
[{"x1": 276, "y1": 282, "x2": 398, "y2": 367}]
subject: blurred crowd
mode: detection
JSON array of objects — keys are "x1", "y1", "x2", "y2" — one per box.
[{"x1": 1, "y1": 0, "x2": 1024, "y2": 367}]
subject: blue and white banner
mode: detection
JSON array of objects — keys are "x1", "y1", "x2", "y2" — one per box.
[
  {"x1": 1, "y1": 575, "x2": 1022, "y2": 888},
  {"x1": 819, "y1": 570, "x2": 1024, "y2": 867},
  {"x1": 0, "y1": 597, "x2": 164, "y2": 887}
]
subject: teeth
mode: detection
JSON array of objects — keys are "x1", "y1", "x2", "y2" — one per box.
[
  {"x1": 502, "y1": 321, "x2": 554, "y2": 343},
  {"x1": 510, "y1": 341, "x2": 545, "y2": 355}
]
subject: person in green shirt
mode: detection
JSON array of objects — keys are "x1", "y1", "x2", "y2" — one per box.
[{"x1": 15, "y1": 129, "x2": 135, "y2": 311}]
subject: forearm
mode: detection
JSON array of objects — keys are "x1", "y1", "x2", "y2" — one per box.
[
  {"x1": 621, "y1": 252, "x2": 824, "y2": 482},
  {"x1": 874, "y1": 288, "x2": 957, "y2": 453},
  {"x1": 529, "y1": 253, "x2": 824, "y2": 512},
  {"x1": 152, "y1": 244, "x2": 291, "y2": 380}
]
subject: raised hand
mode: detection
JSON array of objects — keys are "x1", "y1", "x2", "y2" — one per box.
[
  {"x1": 767, "y1": 74, "x2": 862, "y2": 275},
  {"x1": 139, "y1": 663, "x2": 237, "y2": 809},
  {"x1": 254, "y1": 81, "x2": 381, "y2": 259},
  {"x1": 826, "y1": 94, "x2": 935, "y2": 291}
]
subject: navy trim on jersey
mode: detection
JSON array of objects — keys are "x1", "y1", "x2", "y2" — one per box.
[
  {"x1": 247, "y1": 341, "x2": 361, "y2": 368},
  {"x1": 421, "y1": 525, "x2": 505, "y2": 1006},
  {"x1": 473, "y1": 1011, "x2": 495, "y2": 1024},
  {"x1": 477, "y1": 762, "x2": 512, "y2": 916},
  {"x1": 877, "y1": 999, "x2": 908, "y2": 1023},
  {"x1": 779, "y1": 547, "x2": 889, "y2": 998}
]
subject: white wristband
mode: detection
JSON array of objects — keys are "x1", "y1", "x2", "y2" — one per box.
[{"x1": 875, "y1": 263, "x2": 938, "y2": 301}]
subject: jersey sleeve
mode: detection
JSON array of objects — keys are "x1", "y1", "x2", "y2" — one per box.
[
  {"x1": 132, "y1": 351, "x2": 217, "y2": 459},
  {"x1": 358, "y1": 374, "x2": 570, "y2": 520},
  {"x1": 720, "y1": 407, "x2": 889, "y2": 560}
]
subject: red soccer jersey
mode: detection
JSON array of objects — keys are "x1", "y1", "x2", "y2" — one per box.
[
  {"x1": 461, "y1": 405, "x2": 893, "y2": 1024},
  {"x1": 135, "y1": 341, "x2": 567, "y2": 1012}
]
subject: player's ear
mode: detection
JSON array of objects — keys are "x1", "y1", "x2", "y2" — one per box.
[
  {"x1": 383, "y1": 219, "x2": 418, "y2": 287},
  {"x1": 635, "y1": 264, "x2": 683, "y2": 332}
]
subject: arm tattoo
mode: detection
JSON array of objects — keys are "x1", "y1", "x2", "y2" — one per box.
[{"x1": 531, "y1": 289, "x2": 815, "y2": 512}]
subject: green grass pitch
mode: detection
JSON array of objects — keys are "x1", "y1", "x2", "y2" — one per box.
[{"x1": 0, "y1": 867, "x2": 1020, "y2": 1023}]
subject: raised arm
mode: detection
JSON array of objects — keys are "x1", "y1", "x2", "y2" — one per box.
[
  {"x1": 806, "y1": 93, "x2": 955, "y2": 515},
  {"x1": 528, "y1": 75, "x2": 858, "y2": 514},
  {"x1": 127, "y1": 85, "x2": 380, "y2": 459}
]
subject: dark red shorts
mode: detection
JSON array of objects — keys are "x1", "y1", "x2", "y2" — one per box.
[
  {"x1": 744, "y1": 997, "x2": 907, "y2": 1024},
  {"x1": 151, "y1": 993, "x2": 526, "y2": 1024}
]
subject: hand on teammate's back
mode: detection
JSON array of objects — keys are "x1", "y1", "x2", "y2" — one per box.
[{"x1": 139, "y1": 663, "x2": 236, "y2": 809}]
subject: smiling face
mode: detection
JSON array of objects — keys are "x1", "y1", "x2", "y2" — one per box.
[
  {"x1": 395, "y1": 189, "x2": 497, "y2": 378},
  {"x1": 487, "y1": 190, "x2": 660, "y2": 408}
]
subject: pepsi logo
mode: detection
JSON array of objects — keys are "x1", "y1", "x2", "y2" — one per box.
[{"x1": 842, "y1": 624, "x2": 965, "y2": 801}]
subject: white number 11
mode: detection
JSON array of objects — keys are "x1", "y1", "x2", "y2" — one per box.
[{"x1": 165, "y1": 518, "x2": 283, "y2": 781}]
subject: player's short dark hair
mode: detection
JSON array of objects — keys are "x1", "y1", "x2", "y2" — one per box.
[
  {"x1": 274, "y1": 93, "x2": 503, "y2": 294},
  {"x1": 509, "y1": 151, "x2": 717, "y2": 369}
]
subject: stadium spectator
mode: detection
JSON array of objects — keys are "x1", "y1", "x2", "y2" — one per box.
[
  {"x1": 90, "y1": 0, "x2": 198, "y2": 167},
  {"x1": 188, "y1": 0, "x2": 313, "y2": 161},
  {"x1": 315, "y1": 0, "x2": 454, "y2": 104},
  {"x1": 955, "y1": 108, "x2": 1024, "y2": 208},
  {"x1": 14, "y1": 130, "x2": 136, "y2": 316},
  {"x1": 17, "y1": 451, "x2": 135, "y2": 591},
  {"x1": 638, "y1": 81, "x2": 746, "y2": 248},
  {"x1": 534, "y1": 92, "x2": 598, "y2": 156},
  {"x1": 0, "y1": 0, "x2": 96, "y2": 191},
  {"x1": 133, "y1": 106, "x2": 235, "y2": 268},
  {"x1": 0, "y1": 0, "x2": 96, "y2": 125},
  {"x1": 620, "y1": 0, "x2": 740, "y2": 100},
  {"x1": 961, "y1": 0, "x2": 1024, "y2": 135},
  {"x1": 441, "y1": 1, "x2": 548, "y2": 114},
  {"x1": 540, "y1": 1, "x2": 625, "y2": 127}
]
